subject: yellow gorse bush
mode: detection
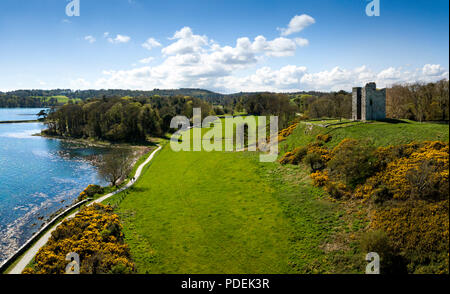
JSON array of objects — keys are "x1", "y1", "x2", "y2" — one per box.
[
  {"x1": 302, "y1": 138, "x2": 449, "y2": 273},
  {"x1": 277, "y1": 123, "x2": 298, "y2": 142},
  {"x1": 23, "y1": 203, "x2": 135, "y2": 274},
  {"x1": 310, "y1": 170, "x2": 329, "y2": 187},
  {"x1": 375, "y1": 141, "x2": 449, "y2": 201}
]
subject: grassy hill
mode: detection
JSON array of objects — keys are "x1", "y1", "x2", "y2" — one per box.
[
  {"x1": 104, "y1": 118, "x2": 449, "y2": 274},
  {"x1": 280, "y1": 119, "x2": 449, "y2": 154}
]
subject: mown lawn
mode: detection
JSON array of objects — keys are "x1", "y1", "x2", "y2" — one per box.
[{"x1": 105, "y1": 143, "x2": 345, "y2": 273}]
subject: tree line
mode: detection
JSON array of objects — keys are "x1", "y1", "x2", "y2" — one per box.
[
  {"x1": 284, "y1": 79, "x2": 449, "y2": 122},
  {"x1": 44, "y1": 96, "x2": 212, "y2": 142},
  {"x1": 295, "y1": 91, "x2": 352, "y2": 120},
  {"x1": 0, "y1": 95, "x2": 61, "y2": 108},
  {"x1": 387, "y1": 79, "x2": 449, "y2": 122},
  {"x1": 242, "y1": 93, "x2": 298, "y2": 128}
]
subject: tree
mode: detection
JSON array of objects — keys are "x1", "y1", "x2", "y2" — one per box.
[
  {"x1": 98, "y1": 149, "x2": 133, "y2": 187},
  {"x1": 37, "y1": 109, "x2": 47, "y2": 119}
]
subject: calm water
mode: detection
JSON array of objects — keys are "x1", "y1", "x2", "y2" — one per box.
[
  {"x1": 0, "y1": 108, "x2": 44, "y2": 122},
  {"x1": 0, "y1": 109, "x2": 109, "y2": 263}
]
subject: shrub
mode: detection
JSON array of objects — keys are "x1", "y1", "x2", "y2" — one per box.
[
  {"x1": 370, "y1": 185, "x2": 392, "y2": 204},
  {"x1": 279, "y1": 146, "x2": 308, "y2": 165},
  {"x1": 306, "y1": 143, "x2": 331, "y2": 162},
  {"x1": 278, "y1": 123, "x2": 298, "y2": 138},
  {"x1": 310, "y1": 170, "x2": 329, "y2": 187},
  {"x1": 360, "y1": 230, "x2": 393, "y2": 259},
  {"x1": 279, "y1": 151, "x2": 295, "y2": 165},
  {"x1": 377, "y1": 141, "x2": 449, "y2": 201},
  {"x1": 324, "y1": 181, "x2": 350, "y2": 199},
  {"x1": 371, "y1": 200, "x2": 449, "y2": 273},
  {"x1": 359, "y1": 230, "x2": 406, "y2": 274},
  {"x1": 304, "y1": 152, "x2": 326, "y2": 172},
  {"x1": 78, "y1": 184, "x2": 104, "y2": 201},
  {"x1": 23, "y1": 203, "x2": 135, "y2": 274},
  {"x1": 327, "y1": 139, "x2": 377, "y2": 188},
  {"x1": 316, "y1": 134, "x2": 332, "y2": 143},
  {"x1": 292, "y1": 146, "x2": 308, "y2": 164},
  {"x1": 85, "y1": 184, "x2": 104, "y2": 197}
]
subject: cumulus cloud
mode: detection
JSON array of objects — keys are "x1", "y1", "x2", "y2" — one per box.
[
  {"x1": 217, "y1": 65, "x2": 308, "y2": 92},
  {"x1": 139, "y1": 57, "x2": 155, "y2": 64},
  {"x1": 94, "y1": 26, "x2": 312, "y2": 91},
  {"x1": 279, "y1": 14, "x2": 315, "y2": 36},
  {"x1": 84, "y1": 35, "x2": 96, "y2": 44},
  {"x1": 250, "y1": 36, "x2": 299, "y2": 57},
  {"x1": 142, "y1": 38, "x2": 162, "y2": 50},
  {"x1": 422, "y1": 64, "x2": 446, "y2": 76},
  {"x1": 90, "y1": 27, "x2": 447, "y2": 93},
  {"x1": 162, "y1": 27, "x2": 209, "y2": 55},
  {"x1": 108, "y1": 34, "x2": 131, "y2": 44}
]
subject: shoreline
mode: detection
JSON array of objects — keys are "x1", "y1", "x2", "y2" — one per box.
[
  {"x1": 36, "y1": 131, "x2": 159, "y2": 149},
  {"x1": 2, "y1": 145, "x2": 162, "y2": 274},
  {"x1": 0, "y1": 128, "x2": 160, "y2": 273}
]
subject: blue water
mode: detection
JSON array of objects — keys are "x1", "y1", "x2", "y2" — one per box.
[
  {"x1": 0, "y1": 108, "x2": 43, "y2": 122},
  {"x1": 0, "y1": 109, "x2": 109, "y2": 262}
]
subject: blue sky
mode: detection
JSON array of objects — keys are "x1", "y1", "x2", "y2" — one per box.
[{"x1": 0, "y1": 0, "x2": 448, "y2": 93}]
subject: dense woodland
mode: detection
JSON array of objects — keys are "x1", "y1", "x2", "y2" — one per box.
[
  {"x1": 44, "y1": 96, "x2": 212, "y2": 142},
  {"x1": 0, "y1": 95, "x2": 62, "y2": 108},
  {"x1": 386, "y1": 79, "x2": 449, "y2": 121},
  {"x1": 43, "y1": 93, "x2": 300, "y2": 142}
]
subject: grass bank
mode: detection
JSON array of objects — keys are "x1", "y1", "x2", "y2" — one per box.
[{"x1": 281, "y1": 119, "x2": 449, "y2": 154}]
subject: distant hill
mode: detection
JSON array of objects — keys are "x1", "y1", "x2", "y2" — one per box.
[
  {"x1": 0, "y1": 89, "x2": 226, "y2": 104},
  {"x1": 0, "y1": 88, "x2": 344, "y2": 107}
]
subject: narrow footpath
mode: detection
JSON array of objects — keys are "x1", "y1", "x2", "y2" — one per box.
[{"x1": 7, "y1": 145, "x2": 162, "y2": 274}]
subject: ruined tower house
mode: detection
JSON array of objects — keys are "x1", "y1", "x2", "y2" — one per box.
[{"x1": 352, "y1": 82, "x2": 386, "y2": 121}]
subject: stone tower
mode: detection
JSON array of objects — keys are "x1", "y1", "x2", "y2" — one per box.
[{"x1": 352, "y1": 82, "x2": 386, "y2": 121}]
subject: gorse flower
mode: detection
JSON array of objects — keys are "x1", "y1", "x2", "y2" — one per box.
[{"x1": 23, "y1": 203, "x2": 135, "y2": 274}]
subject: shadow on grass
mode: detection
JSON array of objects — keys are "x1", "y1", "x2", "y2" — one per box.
[
  {"x1": 128, "y1": 186, "x2": 149, "y2": 193},
  {"x1": 378, "y1": 118, "x2": 410, "y2": 124}
]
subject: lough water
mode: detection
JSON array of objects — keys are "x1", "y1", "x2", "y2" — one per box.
[{"x1": 0, "y1": 108, "x2": 109, "y2": 263}]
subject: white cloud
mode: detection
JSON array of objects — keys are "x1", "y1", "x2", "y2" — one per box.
[
  {"x1": 91, "y1": 27, "x2": 447, "y2": 93},
  {"x1": 279, "y1": 14, "x2": 315, "y2": 36},
  {"x1": 251, "y1": 36, "x2": 299, "y2": 57},
  {"x1": 377, "y1": 67, "x2": 402, "y2": 80},
  {"x1": 422, "y1": 64, "x2": 446, "y2": 76},
  {"x1": 84, "y1": 35, "x2": 96, "y2": 44},
  {"x1": 294, "y1": 38, "x2": 309, "y2": 47},
  {"x1": 217, "y1": 65, "x2": 308, "y2": 92},
  {"x1": 139, "y1": 57, "x2": 154, "y2": 64},
  {"x1": 162, "y1": 27, "x2": 209, "y2": 55},
  {"x1": 108, "y1": 34, "x2": 131, "y2": 44},
  {"x1": 142, "y1": 38, "x2": 162, "y2": 50}
]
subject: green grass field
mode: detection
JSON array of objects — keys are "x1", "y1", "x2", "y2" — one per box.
[
  {"x1": 104, "y1": 118, "x2": 448, "y2": 274},
  {"x1": 281, "y1": 119, "x2": 449, "y2": 154},
  {"x1": 32, "y1": 96, "x2": 82, "y2": 103},
  {"x1": 105, "y1": 144, "x2": 347, "y2": 273}
]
